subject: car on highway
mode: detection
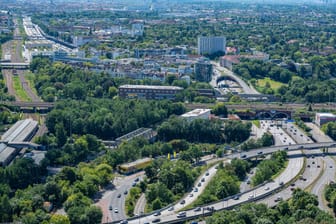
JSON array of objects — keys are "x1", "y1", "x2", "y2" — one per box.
[
  {"x1": 117, "y1": 193, "x2": 121, "y2": 198},
  {"x1": 198, "y1": 182, "x2": 202, "y2": 187},
  {"x1": 194, "y1": 207, "x2": 201, "y2": 212},
  {"x1": 233, "y1": 195, "x2": 240, "y2": 200},
  {"x1": 264, "y1": 186, "x2": 270, "y2": 191},
  {"x1": 241, "y1": 154, "x2": 247, "y2": 159},
  {"x1": 132, "y1": 182, "x2": 137, "y2": 187},
  {"x1": 206, "y1": 172, "x2": 209, "y2": 176},
  {"x1": 109, "y1": 205, "x2": 113, "y2": 210},
  {"x1": 135, "y1": 177, "x2": 139, "y2": 182},
  {"x1": 257, "y1": 151, "x2": 263, "y2": 155},
  {"x1": 168, "y1": 206, "x2": 174, "y2": 211},
  {"x1": 201, "y1": 178, "x2": 205, "y2": 182},
  {"x1": 274, "y1": 196, "x2": 283, "y2": 202},
  {"x1": 124, "y1": 190, "x2": 128, "y2": 195},
  {"x1": 248, "y1": 195, "x2": 254, "y2": 199},
  {"x1": 247, "y1": 179, "x2": 251, "y2": 184},
  {"x1": 114, "y1": 208, "x2": 119, "y2": 213},
  {"x1": 154, "y1": 211, "x2": 161, "y2": 216},
  {"x1": 119, "y1": 220, "x2": 128, "y2": 224},
  {"x1": 279, "y1": 181, "x2": 284, "y2": 186},
  {"x1": 152, "y1": 218, "x2": 161, "y2": 223},
  {"x1": 189, "y1": 193, "x2": 193, "y2": 197},
  {"x1": 194, "y1": 188, "x2": 198, "y2": 192},
  {"x1": 177, "y1": 211, "x2": 187, "y2": 218},
  {"x1": 180, "y1": 199, "x2": 185, "y2": 205}
]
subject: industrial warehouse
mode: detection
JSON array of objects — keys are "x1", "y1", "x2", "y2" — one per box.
[{"x1": 0, "y1": 119, "x2": 39, "y2": 166}]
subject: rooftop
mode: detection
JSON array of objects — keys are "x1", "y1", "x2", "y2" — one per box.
[
  {"x1": 119, "y1": 84, "x2": 183, "y2": 90},
  {"x1": 317, "y1": 113, "x2": 336, "y2": 117},
  {"x1": 181, "y1": 109, "x2": 211, "y2": 117},
  {"x1": 119, "y1": 157, "x2": 152, "y2": 169}
]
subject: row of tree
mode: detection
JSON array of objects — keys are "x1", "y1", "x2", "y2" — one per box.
[
  {"x1": 252, "y1": 151, "x2": 287, "y2": 186},
  {"x1": 157, "y1": 117, "x2": 251, "y2": 144},
  {"x1": 193, "y1": 159, "x2": 250, "y2": 206},
  {"x1": 144, "y1": 159, "x2": 201, "y2": 211},
  {"x1": 44, "y1": 98, "x2": 185, "y2": 142},
  {"x1": 0, "y1": 157, "x2": 112, "y2": 223},
  {"x1": 206, "y1": 189, "x2": 334, "y2": 223},
  {"x1": 240, "y1": 132, "x2": 274, "y2": 151},
  {"x1": 321, "y1": 121, "x2": 336, "y2": 140}
]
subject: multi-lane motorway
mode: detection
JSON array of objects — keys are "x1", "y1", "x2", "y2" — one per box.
[{"x1": 114, "y1": 141, "x2": 336, "y2": 224}]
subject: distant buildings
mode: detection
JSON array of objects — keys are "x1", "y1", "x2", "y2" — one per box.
[
  {"x1": 197, "y1": 36, "x2": 226, "y2": 55},
  {"x1": 118, "y1": 84, "x2": 183, "y2": 100},
  {"x1": 72, "y1": 35, "x2": 94, "y2": 47},
  {"x1": 315, "y1": 113, "x2": 336, "y2": 126},
  {"x1": 220, "y1": 51, "x2": 270, "y2": 70},
  {"x1": 181, "y1": 109, "x2": 211, "y2": 122},
  {"x1": 131, "y1": 23, "x2": 144, "y2": 37},
  {"x1": 194, "y1": 58, "x2": 213, "y2": 82},
  {"x1": 134, "y1": 47, "x2": 185, "y2": 58}
]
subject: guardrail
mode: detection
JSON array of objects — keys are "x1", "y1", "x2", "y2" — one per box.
[{"x1": 104, "y1": 143, "x2": 336, "y2": 224}]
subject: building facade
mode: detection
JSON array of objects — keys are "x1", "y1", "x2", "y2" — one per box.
[
  {"x1": 194, "y1": 59, "x2": 213, "y2": 82},
  {"x1": 118, "y1": 84, "x2": 183, "y2": 100},
  {"x1": 197, "y1": 36, "x2": 226, "y2": 55}
]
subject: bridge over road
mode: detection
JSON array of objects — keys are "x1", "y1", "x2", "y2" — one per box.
[
  {"x1": 0, "y1": 62, "x2": 30, "y2": 69},
  {"x1": 0, "y1": 101, "x2": 55, "y2": 110}
]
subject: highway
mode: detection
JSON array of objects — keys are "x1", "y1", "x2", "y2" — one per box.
[
  {"x1": 126, "y1": 149, "x2": 304, "y2": 224},
  {"x1": 117, "y1": 123, "x2": 336, "y2": 224},
  {"x1": 306, "y1": 123, "x2": 336, "y2": 212},
  {"x1": 212, "y1": 62, "x2": 259, "y2": 95}
]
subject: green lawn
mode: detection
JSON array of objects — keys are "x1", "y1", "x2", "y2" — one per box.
[
  {"x1": 13, "y1": 75, "x2": 31, "y2": 101},
  {"x1": 252, "y1": 120, "x2": 260, "y2": 128},
  {"x1": 256, "y1": 77, "x2": 286, "y2": 91}
]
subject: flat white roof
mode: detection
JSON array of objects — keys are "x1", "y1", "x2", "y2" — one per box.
[
  {"x1": 181, "y1": 109, "x2": 211, "y2": 117},
  {"x1": 317, "y1": 113, "x2": 336, "y2": 118}
]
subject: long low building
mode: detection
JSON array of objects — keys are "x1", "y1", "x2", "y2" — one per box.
[
  {"x1": 118, "y1": 84, "x2": 183, "y2": 100},
  {"x1": 0, "y1": 119, "x2": 39, "y2": 166}
]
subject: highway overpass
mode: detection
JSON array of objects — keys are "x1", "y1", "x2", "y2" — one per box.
[
  {"x1": 0, "y1": 62, "x2": 30, "y2": 69},
  {"x1": 106, "y1": 141, "x2": 336, "y2": 224}
]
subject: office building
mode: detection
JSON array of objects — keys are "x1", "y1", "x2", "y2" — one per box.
[
  {"x1": 118, "y1": 84, "x2": 183, "y2": 100},
  {"x1": 197, "y1": 36, "x2": 226, "y2": 55},
  {"x1": 194, "y1": 59, "x2": 213, "y2": 82},
  {"x1": 315, "y1": 113, "x2": 336, "y2": 126}
]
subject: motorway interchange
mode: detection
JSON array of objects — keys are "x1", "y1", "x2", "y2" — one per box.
[{"x1": 102, "y1": 120, "x2": 336, "y2": 224}]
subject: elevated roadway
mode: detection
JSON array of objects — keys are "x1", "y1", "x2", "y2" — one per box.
[{"x1": 107, "y1": 141, "x2": 336, "y2": 224}]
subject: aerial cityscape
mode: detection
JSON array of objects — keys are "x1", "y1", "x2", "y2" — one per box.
[{"x1": 1, "y1": 0, "x2": 336, "y2": 224}]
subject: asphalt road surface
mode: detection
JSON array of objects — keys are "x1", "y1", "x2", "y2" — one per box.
[{"x1": 212, "y1": 62, "x2": 259, "y2": 94}]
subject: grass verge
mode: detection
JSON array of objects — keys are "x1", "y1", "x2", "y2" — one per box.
[
  {"x1": 256, "y1": 77, "x2": 286, "y2": 91},
  {"x1": 12, "y1": 75, "x2": 31, "y2": 101},
  {"x1": 252, "y1": 120, "x2": 260, "y2": 128},
  {"x1": 125, "y1": 187, "x2": 142, "y2": 217}
]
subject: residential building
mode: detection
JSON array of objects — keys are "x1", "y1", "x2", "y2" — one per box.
[
  {"x1": 315, "y1": 113, "x2": 336, "y2": 126},
  {"x1": 181, "y1": 109, "x2": 211, "y2": 122},
  {"x1": 197, "y1": 36, "x2": 226, "y2": 55},
  {"x1": 132, "y1": 23, "x2": 144, "y2": 36},
  {"x1": 118, "y1": 84, "x2": 183, "y2": 100},
  {"x1": 194, "y1": 58, "x2": 213, "y2": 82}
]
